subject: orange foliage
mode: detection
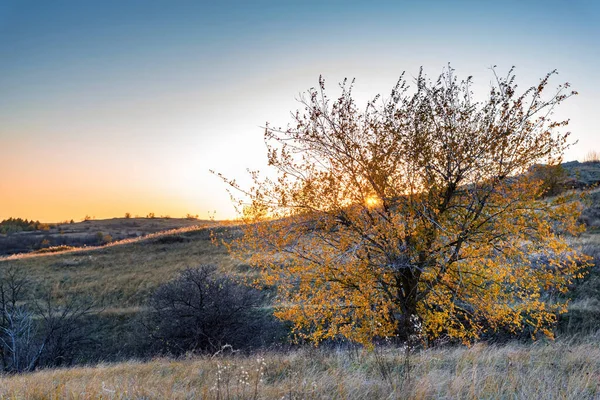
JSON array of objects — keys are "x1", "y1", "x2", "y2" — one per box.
[{"x1": 219, "y1": 66, "x2": 590, "y2": 346}]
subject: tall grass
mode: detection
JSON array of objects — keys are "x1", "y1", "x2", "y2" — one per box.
[{"x1": 1, "y1": 337, "x2": 599, "y2": 399}]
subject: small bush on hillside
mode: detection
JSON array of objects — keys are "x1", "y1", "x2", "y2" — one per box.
[
  {"x1": 95, "y1": 232, "x2": 112, "y2": 244},
  {"x1": 153, "y1": 235, "x2": 190, "y2": 245},
  {"x1": 34, "y1": 245, "x2": 75, "y2": 254},
  {"x1": 145, "y1": 265, "x2": 282, "y2": 355}
]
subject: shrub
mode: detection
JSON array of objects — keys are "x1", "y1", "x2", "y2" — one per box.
[
  {"x1": 34, "y1": 245, "x2": 75, "y2": 254},
  {"x1": 94, "y1": 232, "x2": 112, "y2": 244},
  {"x1": 145, "y1": 265, "x2": 281, "y2": 355},
  {"x1": 530, "y1": 164, "x2": 569, "y2": 197}
]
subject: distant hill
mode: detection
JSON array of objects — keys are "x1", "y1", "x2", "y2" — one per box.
[
  {"x1": 559, "y1": 161, "x2": 600, "y2": 231},
  {"x1": 561, "y1": 160, "x2": 600, "y2": 188},
  {"x1": 0, "y1": 217, "x2": 214, "y2": 256}
]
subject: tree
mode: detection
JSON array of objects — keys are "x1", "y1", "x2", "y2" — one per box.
[
  {"x1": 0, "y1": 266, "x2": 32, "y2": 371},
  {"x1": 217, "y1": 66, "x2": 591, "y2": 347}
]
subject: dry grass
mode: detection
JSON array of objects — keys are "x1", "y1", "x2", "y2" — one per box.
[
  {"x1": 0, "y1": 224, "x2": 242, "y2": 307},
  {"x1": 1, "y1": 338, "x2": 599, "y2": 399}
]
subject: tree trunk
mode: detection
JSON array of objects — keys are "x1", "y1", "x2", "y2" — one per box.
[{"x1": 394, "y1": 268, "x2": 420, "y2": 342}]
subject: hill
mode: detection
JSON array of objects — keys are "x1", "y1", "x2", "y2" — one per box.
[
  {"x1": 562, "y1": 160, "x2": 600, "y2": 187},
  {"x1": 0, "y1": 223, "x2": 240, "y2": 308},
  {"x1": 0, "y1": 217, "x2": 215, "y2": 256}
]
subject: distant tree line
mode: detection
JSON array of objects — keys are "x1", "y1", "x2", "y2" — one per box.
[{"x1": 0, "y1": 218, "x2": 51, "y2": 235}]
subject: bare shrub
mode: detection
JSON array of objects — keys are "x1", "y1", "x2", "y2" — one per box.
[
  {"x1": 0, "y1": 266, "x2": 95, "y2": 372},
  {"x1": 146, "y1": 265, "x2": 278, "y2": 355}
]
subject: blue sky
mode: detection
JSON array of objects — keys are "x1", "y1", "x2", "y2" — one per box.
[{"x1": 0, "y1": 0, "x2": 598, "y2": 220}]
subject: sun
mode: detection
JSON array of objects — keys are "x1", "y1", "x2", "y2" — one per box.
[{"x1": 365, "y1": 195, "x2": 381, "y2": 208}]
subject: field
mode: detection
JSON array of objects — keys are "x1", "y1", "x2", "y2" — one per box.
[
  {"x1": 4, "y1": 1, "x2": 599, "y2": 397},
  {"x1": 0, "y1": 221, "x2": 247, "y2": 363},
  {"x1": 1, "y1": 339, "x2": 599, "y2": 399}
]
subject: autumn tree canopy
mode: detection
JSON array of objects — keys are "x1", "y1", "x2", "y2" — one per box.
[{"x1": 220, "y1": 66, "x2": 590, "y2": 346}]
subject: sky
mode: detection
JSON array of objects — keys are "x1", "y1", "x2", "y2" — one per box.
[{"x1": 0, "y1": 0, "x2": 599, "y2": 222}]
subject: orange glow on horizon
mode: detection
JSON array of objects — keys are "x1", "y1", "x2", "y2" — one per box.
[{"x1": 0, "y1": 168, "x2": 237, "y2": 223}]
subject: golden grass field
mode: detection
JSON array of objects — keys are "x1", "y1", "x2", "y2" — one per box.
[{"x1": 1, "y1": 338, "x2": 599, "y2": 399}]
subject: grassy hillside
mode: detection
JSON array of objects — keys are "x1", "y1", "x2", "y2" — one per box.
[
  {"x1": 0, "y1": 223, "x2": 239, "y2": 307},
  {"x1": 563, "y1": 160, "x2": 600, "y2": 188},
  {"x1": 0, "y1": 217, "x2": 215, "y2": 256},
  {"x1": 0, "y1": 222, "x2": 252, "y2": 363}
]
